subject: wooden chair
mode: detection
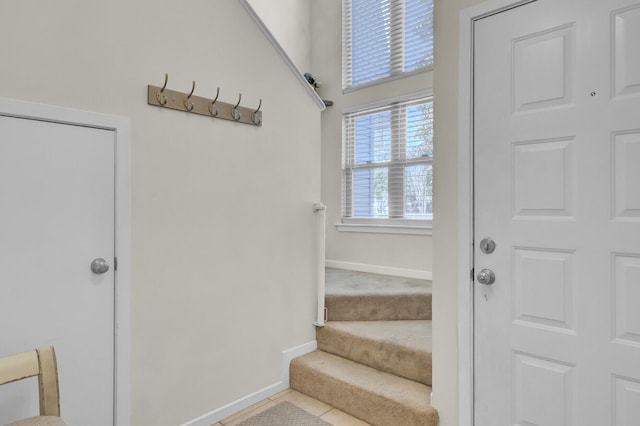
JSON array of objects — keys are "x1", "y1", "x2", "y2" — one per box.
[{"x1": 0, "y1": 346, "x2": 66, "y2": 426}]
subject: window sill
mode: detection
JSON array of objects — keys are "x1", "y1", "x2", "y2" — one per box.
[{"x1": 336, "y1": 221, "x2": 432, "y2": 236}]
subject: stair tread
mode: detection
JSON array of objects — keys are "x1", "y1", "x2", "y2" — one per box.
[
  {"x1": 293, "y1": 350, "x2": 432, "y2": 406},
  {"x1": 317, "y1": 320, "x2": 432, "y2": 385},
  {"x1": 325, "y1": 293, "x2": 432, "y2": 321}
]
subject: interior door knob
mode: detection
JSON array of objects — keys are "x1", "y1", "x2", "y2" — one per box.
[
  {"x1": 91, "y1": 258, "x2": 110, "y2": 274},
  {"x1": 477, "y1": 268, "x2": 495, "y2": 285}
]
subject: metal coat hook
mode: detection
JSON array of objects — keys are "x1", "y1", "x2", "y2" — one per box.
[
  {"x1": 231, "y1": 93, "x2": 242, "y2": 121},
  {"x1": 156, "y1": 73, "x2": 169, "y2": 105},
  {"x1": 252, "y1": 99, "x2": 262, "y2": 125},
  {"x1": 147, "y1": 79, "x2": 262, "y2": 126},
  {"x1": 183, "y1": 81, "x2": 196, "y2": 111},
  {"x1": 208, "y1": 87, "x2": 220, "y2": 117}
]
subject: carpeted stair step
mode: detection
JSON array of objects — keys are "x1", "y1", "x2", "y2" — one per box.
[
  {"x1": 325, "y1": 294, "x2": 432, "y2": 321},
  {"x1": 290, "y1": 350, "x2": 438, "y2": 426},
  {"x1": 325, "y1": 268, "x2": 432, "y2": 321},
  {"x1": 316, "y1": 320, "x2": 432, "y2": 386}
]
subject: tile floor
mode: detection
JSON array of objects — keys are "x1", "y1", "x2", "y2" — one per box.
[{"x1": 211, "y1": 389, "x2": 372, "y2": 426}]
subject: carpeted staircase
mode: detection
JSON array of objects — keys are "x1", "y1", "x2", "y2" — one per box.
[{"x1": 290, "y1": 269, "x2": 438, "y2": 426}]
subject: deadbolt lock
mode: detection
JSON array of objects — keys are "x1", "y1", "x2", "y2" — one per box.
[{"x1": 479, "y1": 237, "x2": 496, "y2": 254}]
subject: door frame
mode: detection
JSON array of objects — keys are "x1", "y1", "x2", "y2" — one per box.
[
  {"x1": 456, "y1": 1, "x2": 536, "y2": 425},
  {"x1": 0, "y1": 97, "x2": 131, "y2": 426}
]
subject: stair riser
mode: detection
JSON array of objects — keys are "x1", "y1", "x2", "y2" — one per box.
[
  {"x1": 325, "y1": 294, "x2": 432, "y2": 321},
  {"x1": 316, "y1": 327, "x2": 432, "y2": 386}
]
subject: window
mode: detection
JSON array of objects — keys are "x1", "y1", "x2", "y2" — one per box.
[
  {"x1": 341, "y1": 96, "x2": 433, "y2": 233},
  {"x1": 343, "y1": 0, "x2": 434, "y2": 90}
]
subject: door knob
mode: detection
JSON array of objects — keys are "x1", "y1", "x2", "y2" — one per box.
[
  {"x1": 476, "y1": 268, "x2": 495, "y2": 285},
  {"x1": 90, "y1": 258, "x2": 110, "y2": 274}
]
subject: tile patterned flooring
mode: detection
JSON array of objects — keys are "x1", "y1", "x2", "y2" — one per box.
[{"x1": 212, "y1": 389, "x2": 372, "y2": 426}]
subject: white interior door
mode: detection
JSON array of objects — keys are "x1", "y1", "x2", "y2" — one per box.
[
  {"x1": 0, "y1": 115, "x2": 116, "y2": 425},
  {"x1": 474, "y1": 0, "x2": 640, "y2": 424}
]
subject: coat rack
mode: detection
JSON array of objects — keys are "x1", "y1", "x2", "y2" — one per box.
[{"x1": 147, "y1": 74, "x2": 262, "y2": 126}]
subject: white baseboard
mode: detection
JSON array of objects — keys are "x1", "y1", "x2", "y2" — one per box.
[
  {"x1": 325, "y1": 260, "x2": 432, "y2": 280},
  {"x1": 280, "y1": 340, "x2": 317, "y2": 386},
  {"x1": 180, "y1": 340, "x2": 317, "y2": 426},
  {"x1": 181, "y1": 381, "x2": 287, "y2": 426}
]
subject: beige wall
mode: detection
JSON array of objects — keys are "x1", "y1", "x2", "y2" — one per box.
[
  {"x1": 0, "y1": 1, "x2": 321, "y2": 425},
  {"x1": 310, "y1": 0, "x2": 434, "y2": 274},
  {"x1": 248, "y1": 0, "x2": 312, "y2": 73}
]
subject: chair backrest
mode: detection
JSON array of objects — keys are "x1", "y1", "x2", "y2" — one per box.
[{"x1": 0, "y1": 346, "x2": 61, "y2": 416}]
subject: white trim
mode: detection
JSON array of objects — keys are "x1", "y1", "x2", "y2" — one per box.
[
  {"x1": 180, "y1": 341, "x2": 317, "y2": 426},
  {"x1": 0, "y1": 97, "x2": 131, "y2": 425},
  {"x1": 325, "y1": 260, "x2": 432, "y2": 280},
  {"x1": 342, "y1": 89, "x2": 433, "y2": 114},
  {"x1": 313, "y1": 204, "x2": 327, "y2": 327},
  {"x1": 280, "y1": 341, "x2": 318, "y2": 388},
  {"x1": 342, "y1": 66, "x2": 434, "y2": 94},
  {"x1": 336, "y1": 222, "x2": 432, "y2": 236},
  {"x1": 114, "y1": 114, "x2": 132, "y2": 426},
  {"x1": 238, "y1": 0, "x2": 326, "y2": 111},
  {"x1": 457, "y1": 8, "x2": 475, "y2": 424},
  {"x1": 181, "y1": 382, "x2": 286, "y2": 426},
  {"x1": 457, "y1": 2, "x2": 536, "y2": 425}
]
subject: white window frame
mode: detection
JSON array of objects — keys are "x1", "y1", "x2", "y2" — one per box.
[
  {"x1": 342, "y1": 0, "x2": 434, "y2": 92},
  {"x1": 339, "y1": 91, "x2": 433, "y2": 235}
]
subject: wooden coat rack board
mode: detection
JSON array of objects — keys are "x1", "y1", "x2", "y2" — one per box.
[{"x1": 147, "y1": 74, "x2": 262, "y2": 126}]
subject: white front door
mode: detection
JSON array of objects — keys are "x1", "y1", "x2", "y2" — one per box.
[
  {"x1": 0, "y1": 115, "x2": 116, "y2": 425},
  {"x1": 474, "y1": 0, "x2": 640, "y2": 424}
]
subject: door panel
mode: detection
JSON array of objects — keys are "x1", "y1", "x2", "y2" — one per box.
[
  {"x1": 613, "y1": 6, "x2": 640, "y2": 98},
  {"x1": 0, "y1": 116, "x2": 115, "y2": 425},
  {"x1": 474, "y1": 0, "x2": 640, "y2": 424}
]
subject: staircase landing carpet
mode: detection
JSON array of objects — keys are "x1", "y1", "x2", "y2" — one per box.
[
  {"x1": 234, "y1": 402, "x2": 331, "y2": 426},
  {"x1": 325, "y1": 268, "x2": 432, "y2": 321}
]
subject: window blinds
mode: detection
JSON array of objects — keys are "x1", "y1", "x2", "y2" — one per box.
[
  {"x1": 342, "y1": 97, "x2": 434, "y2": 221},
  {"x1": 343, "y1": 0, "x2": 434, "y2": 89}
]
